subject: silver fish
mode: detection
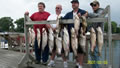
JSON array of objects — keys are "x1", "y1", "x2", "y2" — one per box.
[
  {"x1": 80, "y1": 16, "x2": 87, "y2": 33},
  {"x1": 42, "y1": 28, "x2": 48, "y2": 51},
  {"x1": 63, "y1": 27, "x2": 69, "y2": 57},
  {"x1": 28, "y1": 28, "x2": 32, "y2": 46},
  {"x1": 56, "y1": 35, "x2": 62, "y2": 55},
  {"x1": 74, "y1": 14, "x2": 80, "y2": 35},
  {"x1": 31, "y1": 29, "x2": 35, "y2": 47},
  {"x1": 90, "y1": 27, "x2": 96, "y2": 54},
  {"x1": 96, "y1": 27, "x2": 103, "y2": 56},
  {"x1": 71, "y1": 27, "x2": 78, "y2": 57},
  {"x1": 56, "y1": 16, "x2": 61, "y2": 34},
  {"x1": 48, "y1": 28, "x2": 54, "y2": 53},
  {"x1": 37, "y1": 28, "x2": 41, "y2": 48},
  {"x1": 79, "y1": 27, "x2": 86, "y2": 54}
]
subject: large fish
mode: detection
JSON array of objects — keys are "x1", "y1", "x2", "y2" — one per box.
[
  {"x1": 74, "y1": 14, "x2": 80, "y2": 35},
  {"x1": 48, "y1": 28, "x2": 54, "y2": 53},
  {"x1": 63, "y1": 27, "x2": 69, "y2": 57},
  {"x1": 56, "y1": 34, "x2": 62, "y2": 55},
  {"x1": 56, "y1": 16, "x2": 61, "y2": 34},
  {"x1": 79, "y1": 27, "x2": 86, "y2": 54},
  {"x1": 31, "y1": 29, "x2": 35, "y2": 47},
  {"x1": 37, "y1": 28, "x2": 41, "y2": 48},
  {"x1": 90, "y1": 27, "x2": 96, "y2": 55},
  {"x1": 96, "y1": 27, "x2": 103, "y2": 56},
  {"x1": 42, "y1": 28, "x2": 48, "y2": 51},
  {"x1": 28, "y1": 28, "x2": 32, "y2": 46},
  {"x1": 80, "y1": 16, "x2": 87, "y2": 33},
  {"x1": 71, "y1": 28, "x2": 78, "y2": 57}
]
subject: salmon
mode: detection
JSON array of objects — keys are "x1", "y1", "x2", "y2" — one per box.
[
  {"x1": 31, "y1": 29, "x2": 35, "y2": 47},
  {"x1": 74, "y1": 14, "x2": 80, "y2": 35},
  {"x1": 37, "y1": 28, "x2": 41, "y2": 48},
  {"x1": 42, "y1": 28, "x2": 48, "y2": 51},
  {"x1": 63, "y1": 27, "x2": 69, "y2": 57},
  {"x1": 90, "y1": 27, "x2": 96, "y2": 55},
  {"x1": 48, "y1": 28, "x2": 54, "y2": 53},
  {"x1": 79, "y1": 27, "x2": 86, "y2": 54},
  {"x1": 96, "y1": 27, "x2": 103, "y2": 56},
  {"x1": 71, "y1": 27, "x2": 78, "y2": 57}
]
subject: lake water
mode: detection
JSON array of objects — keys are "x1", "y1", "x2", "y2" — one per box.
[{"x1": 88, "y1": 40, "x2": 120, "y2": 68}]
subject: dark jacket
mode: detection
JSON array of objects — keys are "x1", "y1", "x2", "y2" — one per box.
[{"x1": 63, "y1": 8, "x2": 87, "y2": 35}]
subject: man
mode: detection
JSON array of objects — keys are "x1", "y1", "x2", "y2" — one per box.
[
  {"x1": 88, "y1": 1, "x2": 104, "y2": 68},
  {"x1": 88, "y1": 0, "x2": 104, "y2": 31},
  {"x1": 63, "y1": 0, "x2": 88, "y2": 68},
  {"x1": 47, "y1": 4, "x2": 68, "y2": 68},
  {"x1": 25, "y1": 2, "x2": 50, "y2": 65}
]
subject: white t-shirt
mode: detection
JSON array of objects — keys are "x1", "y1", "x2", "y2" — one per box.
[
  {"x1": 73, "y1": 12, "x2": 77, "y2": 19},
  {"x1": 47, "y1": 14, "x2": 64, "y2": 28}
]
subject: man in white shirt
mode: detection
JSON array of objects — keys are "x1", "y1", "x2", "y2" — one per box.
[{"x1": 47, "y1": 4, "x2": 68, "y2": 68}]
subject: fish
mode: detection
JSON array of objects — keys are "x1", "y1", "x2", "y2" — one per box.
[
  {"x1": 79, "y1": 27, "x2": 86, "y2": 54},
  {"x1": 74, "y1": 14, "x2": 80, "y2": 35},
  {"x1": 37, "y1": 28, "x2": 41, "y2": 48},
  {"x1": 56, "y1": 34, "x2": 62, "y2": 55},
  {"x1": 80, "y1": 16, "x2": 87, "y2": 33},
  {"x1": 71, "y1": 27, "x2": 78, "y2": 57},
  {"x1": 63, "y1": 27, "x2": 69, "y2": 57},
  {"x1": 56, "y1": 16, "x2": 61, "y2": 34},
  {"x1": 28, "y1": 28, "x2": 32, "y2": 46},
  {"x1": 90, "y1": 27, "x2": 96, "y2": 55},
  {"x1": 31, "y1": 28, "x2": 35, "y2": 47},
  {"x1": 48, "y1": 28, "x2": 54, "y2": 53},
  {"x1": 96, "y1": 27, "x2": 103, "y2": 56},
  {"x1": 42, "y1": 28, "x2": 48, "y2": 51}
]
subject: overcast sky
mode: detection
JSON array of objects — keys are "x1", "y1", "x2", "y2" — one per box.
[{"x1": 0, "y1": 0, "x2": 120, "y2": 25}]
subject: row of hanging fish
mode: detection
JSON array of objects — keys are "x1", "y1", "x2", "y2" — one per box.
[
  {"x1": 90, "y1": 27, "x2": 104, "y2": 56},
  {"x1": 28, "y1": 14, "x2": 104, "y2": 57}
]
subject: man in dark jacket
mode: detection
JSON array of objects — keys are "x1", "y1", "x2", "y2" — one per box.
[{"x1": 63, "y1": 0, "x2": 88, "y2": 68}]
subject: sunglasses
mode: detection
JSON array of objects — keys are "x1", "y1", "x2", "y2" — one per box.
[{"x1": 91, "y1": 4, "x2": 97, "y2": 7}]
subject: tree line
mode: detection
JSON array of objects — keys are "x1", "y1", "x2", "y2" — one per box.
[{"x1": 0, "y1": 17, "x2": 120, "y2": 33}]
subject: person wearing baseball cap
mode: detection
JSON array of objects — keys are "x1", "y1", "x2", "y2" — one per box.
[
  {"x1": 63, "y1": 0, "x2": 88, "y2": 68},
  {"x1": 89, "y1": 0, "x2": 103, "y2": 17},
  {"x1": 88, "y1": 1, "x2": 104, "y2": 68}
]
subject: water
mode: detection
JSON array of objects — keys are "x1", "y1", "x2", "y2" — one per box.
[{"x1": 88, "y1": 40, "x2": 120, "y2": 68}]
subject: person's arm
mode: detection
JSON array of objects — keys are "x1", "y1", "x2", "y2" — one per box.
[{"x1": 88, "y1": 9, "x2": 104, "y2": 18}]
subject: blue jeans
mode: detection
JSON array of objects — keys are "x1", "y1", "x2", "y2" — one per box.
[
  {"x1": 34, "y1": 37, "x2": 49, "y2": 62},
  {"x1": 90, "y1": 45, "x2": 100, "y2": 68}
]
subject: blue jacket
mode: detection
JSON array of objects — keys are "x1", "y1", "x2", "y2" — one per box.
[{"x1": 63, "y1": 8, "x2": 87, "y2": 35}]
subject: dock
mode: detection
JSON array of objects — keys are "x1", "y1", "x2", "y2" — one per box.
[{"x1": 0, "y1": 48, "x2": 110, "y2": 68}]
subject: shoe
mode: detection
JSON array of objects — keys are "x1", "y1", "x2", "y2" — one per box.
[
  {"x1": 75, "y1": 65, "x2": 78, "y2": 68},
  {"x1": 64, "y1": 62, "x2": 68, "y2": 68},
  {"x1": 35, "y1": 60, "x2": 40, "y2": 64},
  {"x1": 78, "y1": 65, "x2": 82, "y2": 68},
  {"x1": 48, "y1": 60, "x2": 55, "y2": 67},
  {"x1": 42, "y1": 62, "x2": 48, "y2": 66}
]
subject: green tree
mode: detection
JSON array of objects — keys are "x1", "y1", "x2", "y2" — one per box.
[
  {"x1": 0, "y1": 17, "x2": 14, "y2": 32},
  {"x1": 116, "y1": 26, "x2": 120, "y2": 33},
  {"x1": 111, "y1": 21, "x2": 117, "y2": 33},
  {"x1": 104, "y1": 21, "x2": 117, "y2": 33},
  {"x1": 14, "y1": 18, "x2": 24, "y2": 33}
]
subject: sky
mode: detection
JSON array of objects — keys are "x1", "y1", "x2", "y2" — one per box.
[{"x1": 0, "y1": 0, "x2": 120, "y2": 25}]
